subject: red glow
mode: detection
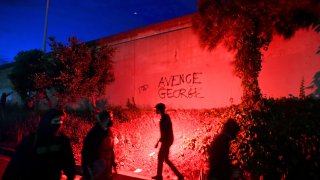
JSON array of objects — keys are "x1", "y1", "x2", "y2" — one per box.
[
  {"x1": 111, "y1": 110, "x2": 222, "y2": 179},
  {"x1": 260, "y1": 30, "x2": 320, "y2": 98},
  {"x1": 104, "y1": 26, "x2": 319, "y2": 109}
]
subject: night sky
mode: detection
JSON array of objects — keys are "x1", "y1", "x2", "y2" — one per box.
[{"x1": 0, "y1": 0, "x2": 197, "y2": 65}]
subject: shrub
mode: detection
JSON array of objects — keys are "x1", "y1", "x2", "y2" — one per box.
[
  {"x1": 1, "y1": 98, "x2": 319, "y2": 179},
  {"x1": 234, "y1": 98, "x2": 320, "y2": 179},
  {"x1": 108, "y1": 106, "x2": 129, "y2": 123},
  {"x1": 0, "y1": 104, "x2": 41, "y2": 143},
  {"x1": 61, "y1": 116, "x2": 93, "y2": 164}
]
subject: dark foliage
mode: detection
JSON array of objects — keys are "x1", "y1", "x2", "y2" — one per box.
[
  {"x1": 8, "y1": 49, "x2": 49, "y2": 104},
  {"x1": 35, "y1": 36, "x2": 115, "y2": 108},
  {"x1": 233, "y1": 98, "x2": 320, "y2": 179}
]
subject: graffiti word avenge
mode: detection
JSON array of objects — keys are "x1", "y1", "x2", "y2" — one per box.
[
  {"x1": 158, "y1": 72, "x2": 202, "y2": 88},
  {"x1": 158, "y1": 72, "x2": 204, "y2": 99}
]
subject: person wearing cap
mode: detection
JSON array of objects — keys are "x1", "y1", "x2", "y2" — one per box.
[
  {"x1": 81, "y1": 110, "x2": 117, "y2": 180},
  {"x1": 2, "y1": 108, "x2": 76, "y2": 180},
  {"x1": 208, "y1": 118, "x2": 240, "y2": 180},
  {"x1": 152, "y1": 103, "x2": 184, "y2": 180}
]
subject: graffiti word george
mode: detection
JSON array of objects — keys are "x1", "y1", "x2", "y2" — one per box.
[
  {"x1": 158, "y1": 87, "x2": 204, "y2": 99},
  {"x1": 158, "y1": 72, "x2": 203, "y2": 88}
]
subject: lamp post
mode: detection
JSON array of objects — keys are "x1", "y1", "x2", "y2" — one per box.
[{"x1": 42, "y1": 0, "x2": 50, "y2": 53}]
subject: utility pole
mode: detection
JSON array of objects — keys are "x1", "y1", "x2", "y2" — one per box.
[{"x1": 42, "y1": 0, "x2": 50, "y2": 53}]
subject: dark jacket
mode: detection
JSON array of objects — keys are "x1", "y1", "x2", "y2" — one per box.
[
  {"x1": 81, "y1": 123, "x2": 115, "y2": 180},
  {"x1": 2, "y1": 109, "x2": 75, "y2": 180},
  {"x1": 2, "y1": 132, "x2": 76, "y2": 180},
  {"x1": 159, "y1": 113, "x2": 174, "y2": 145},
  {"x1": 208, "y1": 133, "x2": 232, "y2": 180}
]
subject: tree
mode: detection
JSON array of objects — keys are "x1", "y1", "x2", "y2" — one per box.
[
  {"x1": 35, "y1": 36, "x2": 115, "y2": 108},
  {"x1": 193, "y1": 0, "x2": 320, "y2": 106},
  {"x1": 8, "y1": 49, "x2": 50, "y2": 107},
  {"x1": 308, "y1": 71, "x2": 320, "y2": 98}
]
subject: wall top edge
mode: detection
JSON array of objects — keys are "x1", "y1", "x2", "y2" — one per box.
[{"x1": 87, "y1": 13, "x2": 195, "y2": 47}]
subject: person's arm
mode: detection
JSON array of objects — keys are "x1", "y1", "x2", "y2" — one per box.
[
  {"x1": 2, "y1": 149, "x2": 23, "y2": 180},
  {"x1": 2, "y1": 136, "x2": 32, "y2": 180},
  {"x1": 112, "y1": 149, "x2": 117, "y2": 173},
  {"x1": 109, "y1": 130, "x2": 117, "y2": 174},
  {"x1": 82, "y1": 129, "x2": 98, "y2": 180},
  {"x1": 62, "y1": 137, "x2": 76, "y2": 180},
  {"x1": 155, "y1": 139, "x2": 160, "y2": 148}
]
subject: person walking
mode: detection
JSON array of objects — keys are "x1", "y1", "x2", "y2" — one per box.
[
  {"x1": 2, "y1": 108, "x2": 76, "y2": 180},
  {"x1": 0, "y1": 91, "x2": 13, "y2": 121},
  {"x1": 81, "y1": 110, "x2": 117, "y2": 180},
  {"x1": 152, "y1": 103, "x2": 184, "y2": 180},
  {"x1": 1, "y1": 91, "x2": 13, "y2": 109},
  {"x1": 208, "y1": 118, "x2": 240, "y2": 180}
]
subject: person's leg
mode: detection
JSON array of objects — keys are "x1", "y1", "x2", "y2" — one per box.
[
  {"x1": 106, "y1": 163, "x2": 113, "y2": 179},
  {"x1": 163, "y1": 145, "x2": 184, "y2": 179},
  {"x1": 164, "y1": 159, "x2": 183, "y2": 178},
  {"x1": 152, "y1": 145, "x2": 166, "y2": 179}
]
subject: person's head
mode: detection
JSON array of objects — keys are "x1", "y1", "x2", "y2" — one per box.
[
  {"x1": 222, "y1": 118, "x2": 240, "y2": 139},
  {"x1": 38, "y1": 108, "x2": 66, "y2": 136},
  {"x1": 97, "y1": 110, "x2": 113, "y2": 130},
  {"x1": 155, "y1": 103, "x2": 166, "y2": 114}
]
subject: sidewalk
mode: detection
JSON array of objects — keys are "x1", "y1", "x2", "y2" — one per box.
[
  {"x1": 0, "y1": 145, "x2": 151, "y2": 180},
  {"x1": 61, "y1": 170, "x2": 152, "y2": 180}
]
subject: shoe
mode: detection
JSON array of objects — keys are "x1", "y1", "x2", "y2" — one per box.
[{"x1": 151, "y1": 175, "x2": 163, "y2": 180}]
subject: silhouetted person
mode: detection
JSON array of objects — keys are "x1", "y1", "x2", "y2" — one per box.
[
  {"x1": 82, "y1": 110, "x2": 117, "y2": 180},
  {"x1": 152, "y1": 103, "x2": 184, "y2": 180},
  {"x1": 208, "y1": 118, "x2": 240, "y2": 180},
  {"x1": 2, "y1": 108, "x2": 76, "y2": 180},
  {"x1": 1, "y1": 91, "x2": 13, "y2": 108}
]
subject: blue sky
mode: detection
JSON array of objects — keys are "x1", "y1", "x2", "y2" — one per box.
[{"x1": 0, "y1": 0, "x2": 197, "y2": 65}]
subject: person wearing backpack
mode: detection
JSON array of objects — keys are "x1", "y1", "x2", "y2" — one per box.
[
  {"x1": 2, "y1": 108, "x2": 76, "y2": 180},
  {"x1": 81, "y1": 110, "x2": 117, "y2": 180}
]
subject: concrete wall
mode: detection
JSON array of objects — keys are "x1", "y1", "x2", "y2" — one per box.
[
  {"x1": 97, "y1": 22, "x2": 241, "y2": 109},
  {"x1": 1, "y1": 14, "x2": 319, "y2": 109},
  {"x1": 95, "y1": 14, "x2": 320, "y2": 109},
  {"x1": 260, "y1": 30, "x2": 320, "y2": 98}
]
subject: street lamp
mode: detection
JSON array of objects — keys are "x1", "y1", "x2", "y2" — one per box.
[{"x1": 42, "y1": 0, "x2": 50, "y2": 53}]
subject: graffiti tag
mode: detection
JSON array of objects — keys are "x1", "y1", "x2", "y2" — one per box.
[
  {"x1": 138, "y1": 84, "x2": 149, "y2": 93},
  {"x1": 158, "y1": 72, "x2": 204, "y2": 99}
]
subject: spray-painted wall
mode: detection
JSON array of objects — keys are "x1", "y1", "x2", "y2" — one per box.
[
  {"x1": 94, "y1": 14, "x2": 320, "y2": 109},
  {"x1": 1, "y1": 15, "x2": 319, "y2": 109}
]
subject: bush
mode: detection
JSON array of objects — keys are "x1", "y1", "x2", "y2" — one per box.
[
  {"x1": 1, "y1": 98, "x2": 319, "y2": 179},
  {"x1": 61, "y1": 116, "x2": 93, "y2": 164},
  {"x1": 64, "y1": 107, "x2": 96, "y2": 122},
  {"x1": 109, "y1": 105, "x2": 142, "y2": 123},
  {"x1": 0, "y1": 104, "x2": 41, "y2": 143},
  {"x1": 233, "y1": 97, "x2": 320, "y2": 179}
]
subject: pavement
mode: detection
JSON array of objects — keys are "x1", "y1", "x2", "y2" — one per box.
[{"x1": 0, "y1": 146, "x2": 151, "y2": 180}]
